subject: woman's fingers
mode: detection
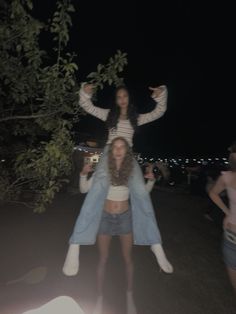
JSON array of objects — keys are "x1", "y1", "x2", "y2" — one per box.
[
  {"x1": 149, "y1": 86, "x2": 164, "y2": 98},
  {"x1": 83, "y1": 84, "x2": 95, "y2": 94}
]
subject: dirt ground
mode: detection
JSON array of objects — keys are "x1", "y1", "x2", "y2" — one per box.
[{"x1": 0, "y1": 188, "x2": 236, "y2": 314}]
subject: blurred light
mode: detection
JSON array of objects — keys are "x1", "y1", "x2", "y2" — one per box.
[{"x1": 1, "y1": 159, "x2": 5, "y2": 162}]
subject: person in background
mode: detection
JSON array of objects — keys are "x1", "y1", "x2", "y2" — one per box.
[{"x1": 209, "y1": 152, "x2": 236, "y2": 293}]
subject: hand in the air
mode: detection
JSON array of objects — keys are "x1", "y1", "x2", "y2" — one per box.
[
  {"x1": 83, "y1": 83, "x2": 95, "y2": 96},
  {"x1": 80, "y1": 163, "x2": 93, "y2": 176},
  {"x1": 149, "y1": 86, "x2": 164, "y2": 98}
]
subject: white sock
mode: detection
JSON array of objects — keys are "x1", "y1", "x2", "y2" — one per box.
[
  {"x1": 62, "y1": 244, "x2": 80, "y2": 276},
  {"x1": 92, "y1": 295, "x2": 103, "y2": 314},
  {"x1": 151, "y1": 244, "x2": 173, "y2": 273},
  {"x1": 126, "y1": 291, "x2": 137, "y2": 314}
]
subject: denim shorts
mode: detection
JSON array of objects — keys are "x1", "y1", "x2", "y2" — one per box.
[
  {"x1": 222, "y1": 229, "x2": 236, "y2": 270},
  {"x1": 98, "y1": 209, "x2": 132, "y2": 236}
]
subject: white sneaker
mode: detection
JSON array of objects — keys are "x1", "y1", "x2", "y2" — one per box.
[
  {"x1": 62, "y1": 244, "x2": 80, "y2": 276},
  {"x1": 151, "y1": 244, "x2": 173, "y2": 274}
]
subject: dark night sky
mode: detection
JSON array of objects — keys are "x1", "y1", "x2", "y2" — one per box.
[{"x1": 34, "y1": 1, "x2": 235, "y2": 157}]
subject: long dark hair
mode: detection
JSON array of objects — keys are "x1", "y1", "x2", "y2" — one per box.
[
  {"x1": 108, "y1": 137, "x2": 134, "y2": 186},
  {"x1": 106, "y1": 86, "x2": 138, "y2": 131}
]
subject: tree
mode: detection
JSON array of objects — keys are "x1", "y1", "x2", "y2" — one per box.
[{"x1": 0, "y1": 0, "x2": 128, "y2": 212}]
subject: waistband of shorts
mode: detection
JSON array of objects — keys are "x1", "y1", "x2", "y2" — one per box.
[
  {"x1": 103, "y1": 208, "x2": 130, "y2": 217},
  {"x1": 224, "y1": 229, "x2": 236, "y2": 244}
]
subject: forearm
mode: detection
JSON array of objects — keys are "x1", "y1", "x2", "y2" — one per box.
[
  {"x1": 138, "y1": 85, "x2": 167, "y2": 126},
  {"x1": 209, "y1": 191, "x2": 230, "y2": 215},
  {"x1": 79, "y1": 83, "x2": 109, "y2": 121},
  {"x1": 79, "y1": 174, "x2": 93, "y2": 193}
]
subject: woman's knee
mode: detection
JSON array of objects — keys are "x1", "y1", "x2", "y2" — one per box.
[
  {"x1": 122, "y1": 252, "x2": 133, "y2": 266},
  {"x1": 98, "y1": 253, "x2": 109, "y2": 265}
]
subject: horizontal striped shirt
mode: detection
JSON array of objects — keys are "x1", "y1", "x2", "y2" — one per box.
[{"x1": 79, "y1": 83, "x2": 167, "y2": 147}]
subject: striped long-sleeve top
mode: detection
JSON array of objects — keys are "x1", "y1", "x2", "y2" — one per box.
[{"x1": 79, "y1": 83, "x2": 167, "y2": 147}]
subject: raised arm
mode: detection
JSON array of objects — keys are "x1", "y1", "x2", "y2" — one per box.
[
  {"x1": 137, "y1": 85, "x2": 167, "y2": 126},
  {"x1": 79, "y1": 163, "x2": 94, "y2": 193},
  {"x1": 79, "y1": 83, "x2": 110, "y2": 121}
]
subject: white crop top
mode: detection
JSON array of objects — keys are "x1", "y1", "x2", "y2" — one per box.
[
  {"x1": 80, "y1": 174, "x2": 155, "y2": 200},
  {"x1": 107, "y1": 185, "x2": 129, "y2": 201}
]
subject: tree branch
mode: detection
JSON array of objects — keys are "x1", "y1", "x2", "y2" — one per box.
[{"x1": 0, "y1": 110, "x2": 61, "y2": 122}]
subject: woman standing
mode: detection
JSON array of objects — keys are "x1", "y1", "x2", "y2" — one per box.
[
  {"x1": 63, "y1": 83, "x2": 173, "y2": 277},
  {"x1": 209, "y1": 152, "x2": 236, "y2": 292},
  {"x1": 80, "y1": 137, "x2": 157, "y2": 314}
]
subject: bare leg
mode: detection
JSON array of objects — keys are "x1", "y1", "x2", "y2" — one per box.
[
  {"x1": 120, "y1": 233, "x2": 134, "y2": 291},
  {"x1": 227, "y1": 267, "x2": 236, "y2": 293},
  {"x1": 120, "y1": 233, "x2": 137, "y2": 314},
  {"x1": 97, "y1": 234, "x2": 112, "y2": 296},
  {"x1": 92, "y1": 235, "x2": 112, "y2": 314}
]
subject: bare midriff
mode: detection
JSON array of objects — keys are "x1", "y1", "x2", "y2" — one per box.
[{"x1": 104, "y1": 199, "x2": 129, "y2": 214}]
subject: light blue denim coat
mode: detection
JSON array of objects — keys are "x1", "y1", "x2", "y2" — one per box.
[{"x1": 69, "y1": 145, "x2": 162, "y2": 245}]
